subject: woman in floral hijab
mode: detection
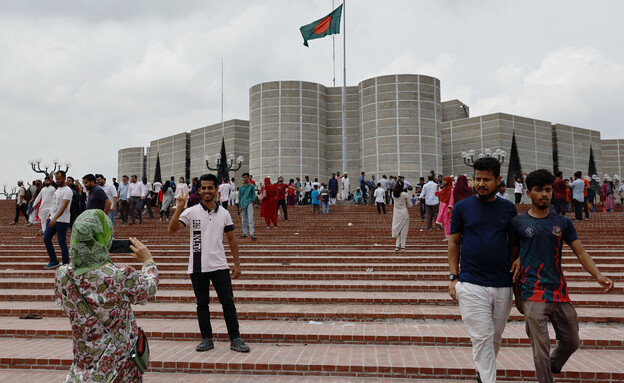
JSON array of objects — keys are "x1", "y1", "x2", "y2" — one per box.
[{"x1": 54, "y1": 209, "x2": 159, "y2": 382}]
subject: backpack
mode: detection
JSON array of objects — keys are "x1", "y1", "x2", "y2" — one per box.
[{"x1": 23, "y1": 187, "x2": 32, "y2": 202}]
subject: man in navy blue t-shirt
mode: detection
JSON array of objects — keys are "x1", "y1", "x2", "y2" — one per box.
[
  {"x1": 509, "y1": 169, "x2": 613, "y2": 383},
  {"x1": 448, "y1": 157, "x2": 517, "y2": 383},
  {"x1": 82, "y1": 174, "x2": 111, "y2": 214}
]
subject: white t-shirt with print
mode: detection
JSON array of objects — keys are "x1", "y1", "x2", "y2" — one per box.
[
  {"x1": 50, "y1": 186, "x2": 73, "y2": 223},
  {"x1": 178, "y1": 203, "x2": 234, "y2": 274}
]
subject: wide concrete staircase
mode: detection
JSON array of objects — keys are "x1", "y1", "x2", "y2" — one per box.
[{"x1": 0, "y1": 200, "x2": 622, "y2": 382}]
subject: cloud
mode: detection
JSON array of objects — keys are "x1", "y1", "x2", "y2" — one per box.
[{"x1": 472, "y1": 46, "x2": 624, "y2": 137}]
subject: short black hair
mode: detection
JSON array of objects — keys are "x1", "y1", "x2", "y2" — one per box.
[
  {"x1": 555, "y1": 171, "x2": 562, "y2": 178},
  {"x1": 473, "y1": 157, "x2": 501, "y2": 178},
  {"x1": 199, "y1": 173, "x2": 218, "y2": 188},
  {"x1": 526, "y1": 169, "x2": 555, "y2": 190},
  {"x1": 242, "y1": 172, "x2": 249, "y2": 177},
  {"x1": 83, "y1": 174, "x2": 96, "y2": 182},
  {"x1": 56, "y1": 170, "x2": 66, "y2": 178},
  {"x1": 122, "y1": 175, "x2": 128, "y2": 179},
  {"x1": 95, "y1": 174, "x2": 104, "y2": 179},
  {"x1": 66, "y1": 176, "x2": 74, "y2": 182},
  {"x1": 574, "y1": 171, "x2": 582, "y2": 179}
]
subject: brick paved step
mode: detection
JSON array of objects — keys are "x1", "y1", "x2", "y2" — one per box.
[
  {"x1": 2, "y1": 289, "x2": 622, "y2": 308},
  {"x1": 1, "y1": 268, "x2": 621, "y2": 283},
  {"x1": 1, "y1": 338, "x2": 622, "y2": 381},
  {"x1": 2, "y1": 317, "x2": 622, "y2": 349},
  {"x1": 2, "y1": 278, "x2": 621, "y2": 295},
  {"x1": 0, "y1": 369, "x2": 478, "y2": 383},
  {"x1": 3, "y1": 252, "x2": 624, "y2": 265},
  {"x1": 4, "y1": 261, "x2": 623, "y2": 275},
  {"x1": 2, "y1": 301, "x2": 623, "y2": 324}
]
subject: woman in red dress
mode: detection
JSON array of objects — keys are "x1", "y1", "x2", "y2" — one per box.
[{"x1": 260, "y1": 177, "x2": 278, "y2": 228}]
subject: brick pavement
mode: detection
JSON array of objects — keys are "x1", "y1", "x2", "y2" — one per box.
[{"x1": 0, "y1": 201, "x2": 623, "y2": 381}]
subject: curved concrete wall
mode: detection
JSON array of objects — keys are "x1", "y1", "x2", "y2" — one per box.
[
  {"x1": 359, "y1": 74, "x2": 442, "y2": 182},
  {"x1": 117, "y1": 147, "x2": 144, "y2": 181},
  {"x1": 249, "y1": 81, "x2": 328, "y2": 181}
]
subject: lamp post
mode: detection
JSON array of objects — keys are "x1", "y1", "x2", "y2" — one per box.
[
  {"x1": 28, "y1": 158, "x2": 71, "y2": 177},
  {"x1": 204, "y1": 138, "x2": 244, "y2": 185},
  {"x1": 461, "y1": 148, "x2": 506, "y2": 168},
  {"x1": 2, "y1": 184, "x2": 18, "y2": 200}
]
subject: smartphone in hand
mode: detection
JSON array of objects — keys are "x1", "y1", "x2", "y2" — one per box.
[{"x1": 110, "y1": 239, "x2": 132, "y2": 254}]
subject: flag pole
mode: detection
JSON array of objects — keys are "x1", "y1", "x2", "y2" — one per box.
[
  {"x1": 332, "y1": 0, "x2": 336, "y2": 87},
  {"x1": 341, "y1": 0, "x2": 347, "y2": 174}
]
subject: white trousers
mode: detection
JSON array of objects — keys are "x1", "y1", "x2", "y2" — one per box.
[
  {"x1": 456, "y1": 281, "x2": 513, "y2": 383},
  {"x1": 39, "y1": 209, "x2": 50, "y2": 232}
]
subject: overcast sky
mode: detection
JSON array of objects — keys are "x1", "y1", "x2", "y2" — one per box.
[{"x1": 2, "y1": 0, "x2": 623, "y2": 192}]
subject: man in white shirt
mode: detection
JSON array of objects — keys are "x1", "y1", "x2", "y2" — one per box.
[
  {"x1": 514, "y1": 175, "x2": 525, "y2": 204},
  {"x1": 218, "y1": 180, "x2": 233, "y2": 210},
  {"x1": 229, "y1": 178, "x2": 236, "y2": 205},
  {"x1": 374, "y1": 183, "x2": 386, "y2": 214},
  {"x1": 419, "y1": 175, "x2": 440, "y2": 230},
  {"x1": 496, "y1": 182, "x2": 510, "y2": 201},
  {"x1": 140, "y1": 176, "x2": 154, "y2": 219},
  {"x1": 174, "y1": 177, "x2": 190, "y2": 208},
  {"x1": 43, "y1": 171, "x2": 73, "y2": 269},
  {"x1": 32, "y1": 176, "x2": 56, "y2": 233},
  {"x1": 303, "y1": 176, "x2": 313, "y2": 205},
  {"x1": 168, "y1": 173, "x2": 250, "y2": 354},
  {"x1": 127, "y1": 175, "x2": 145, "y2": 224},
  {"x1": 97, "y1": 174, "x2": 119, "y2": 235}
]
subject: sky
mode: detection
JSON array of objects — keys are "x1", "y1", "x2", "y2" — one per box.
[{"x1": 2, "y1": 0, "x2": 623, "y2": 193}]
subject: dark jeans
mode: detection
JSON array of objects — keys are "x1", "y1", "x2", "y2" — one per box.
[
  {"x1": 304, "y1": 191, "x2": 311, "y2": 205},
  {"x1": 220, "y1": 201, "x2": 229, "y2": 210},
  {"x1": 419, "y1": 200, "x2": 426, "y2": 219},
  {"x1": 142, "y1": 196, "x2": 154, "y2": 218},
  {"x1": 14, "y1": 203, "x2": 28, "y2": 223},
  {"x1": 190, "y1": 269, "x2": 240, "y2": 341},
  {"x1": 425, "y1": 203, "x2": 439, "y2": 229},
  {"x1": 583, "y1": 197, "x2": 589, "y2": 219},
  {"x1": 43, "y1": 219, "x2": 70, "y2": 264},
  {"x1": 523, "y1": 301, "x2": 579, "y2": 383},
  {"x1": 572, "y1": 199, "x2": 583, "y2": 221},
  {"x1": 554, "y1": 198, "x2": 566, "y2": 215},
  {"x1": 118, "y1": 199, "x2": 129, "y2": 222},
  {"x1": 129, "y1": 197, "x2": 143, "y2": 224},
  {"x1": 515, "y1": 193, "x2": 522, "y2": 204},
  {"x1": 376, "y1": 202, "x2": 386, "y2": 214},
  {"x1": 312, "y1": 204, "x2": 320, "y2": 214},
  {"x1": 276, "y1": 199, "x2": 288, "y2": 220}
]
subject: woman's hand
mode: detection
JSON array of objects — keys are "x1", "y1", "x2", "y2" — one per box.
[{"x1": 129, "y1": 237, "x2": 154, "y2": 264}]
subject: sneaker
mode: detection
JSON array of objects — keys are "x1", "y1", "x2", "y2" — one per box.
[
  {"x1": 44, "y1": 262, "x2": 60, "y2": 269},
  {"x1": 395, "y1": 247, "x2": 401, "y2": 251},
  {"x1": 230, "y1": 338, "x2": 250, "y2": 353},
  {"x1": 25, "y1": 222, "x2": 32, "y2": 226},
  {"x1": 8, "y1": 222, "x2": 16, "y2": 225},
  {"x1": 195, "y1": 338, "x2": 214, "y2": 352},
  {"x1": 240, "y1": 235, "x2": 247, "y2": 238},
  {"x1": 251, "y1": 235, "x2": 257, "y2": 240}
]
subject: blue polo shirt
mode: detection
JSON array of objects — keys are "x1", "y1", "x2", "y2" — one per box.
[{"x1": 451, "y1": 195, "x2": 517, "y2": 287}]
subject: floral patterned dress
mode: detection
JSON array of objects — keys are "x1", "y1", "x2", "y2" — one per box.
[{"x1": 55, "y1": 262, "x2": 159, "y2": 383}]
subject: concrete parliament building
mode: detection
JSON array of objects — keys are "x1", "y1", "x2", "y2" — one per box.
[{"x1": 118, "y1": 74, "x2": 624, "y2": 186}]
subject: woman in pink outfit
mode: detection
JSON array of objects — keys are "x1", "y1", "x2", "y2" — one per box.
[{"x1": 436, "y1": 176, "x2": 454, "y2": 238}]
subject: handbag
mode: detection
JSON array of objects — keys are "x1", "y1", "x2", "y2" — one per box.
[{"x1": 69, "y1": 275, "x2": 150, "y2": 376}]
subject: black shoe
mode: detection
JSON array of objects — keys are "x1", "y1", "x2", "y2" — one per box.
[
  {"x1": 240, "y1": 235, "x2": 247, "y2": 238},
  {"x1": 195, "y1": 338, "x2": 214, "y2": 352},
  {"x1": 230, "y1": 338, "x2": 250, "y2": 353},
  {"x1": 551, "y1": 365, "x2": 561, "y2": 374},
  {"x1": 44, "y1": 262, "x2": 60, "y2": 270}
]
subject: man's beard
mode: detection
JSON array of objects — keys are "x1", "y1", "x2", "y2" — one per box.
[
  {"x1": 535, "y1": 201, "x2": 550, "y2": 210},
  {"x1": 475, "y1": 187, "x2": 497, "y2": 201}
]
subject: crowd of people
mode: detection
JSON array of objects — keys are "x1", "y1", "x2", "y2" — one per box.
[{"x1": 4, "y1": 161, "x2": 620, "y2": 382}]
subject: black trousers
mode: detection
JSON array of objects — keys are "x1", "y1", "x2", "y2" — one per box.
[
  {"x1": 376, "y1": 202, "x2": 386, "y2": 214},
  {"x1": 220, "y1": 201, "x2": 229, "y2": 210},
  {"x1": 190, "y1": 269, "x2": 240, "y2": 341},
  {"x1": 573, "y1": 199, "x2": 583, "y2": 221},
  {"x1": 554, "y1": 198, "x2": 566, "y2": 215},
  {"x1": 129, "y1": 197, "x2": 143, "y2": 224},
  {"x1": 14, "y1": 203, "x2": 28, "y2": 223},
  {"x1": 515, "y1": 193, "x2": 522, "y2": 204},
  {"x1": 304, "y1": 191, "x2": 311, "y2": 205},
  {"x1": 276, "y1": 199, "x2": 288, "y2": 220},
  {"x1": 583, "y1": 197, "x2": 589, "y2": 219},
  {"x1": 142, "y1": 196, "x2": 154, "y2": 218}
]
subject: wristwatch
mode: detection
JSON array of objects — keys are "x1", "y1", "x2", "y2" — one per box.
[{"x1": 449, "y1": 274, "x2": 459, "y2": 281}]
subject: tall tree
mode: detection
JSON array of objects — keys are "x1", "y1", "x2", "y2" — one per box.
[
  {"x1": 153, "y1": 153, "x2": 162, "y2": 184},
  {"x1": 506, "y1": 132, "x2": 523, "y2": 187}
]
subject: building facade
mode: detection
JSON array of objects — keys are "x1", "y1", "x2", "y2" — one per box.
[{"x1": 118, "y1": 73, "x2": 623, "y2": 187}]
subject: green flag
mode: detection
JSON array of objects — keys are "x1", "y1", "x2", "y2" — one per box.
[{"x1": 300, "y1": 4, "x2": 343, "y2": 47}]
